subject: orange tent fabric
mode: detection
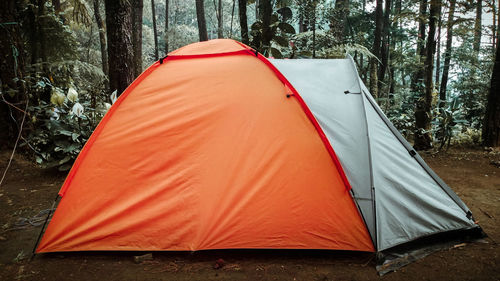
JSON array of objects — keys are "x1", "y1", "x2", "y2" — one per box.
[{"x1": 36, "y1": 39, "x2": 374, "y2": 253}]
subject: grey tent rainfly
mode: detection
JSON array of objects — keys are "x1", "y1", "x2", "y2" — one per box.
[
  {"x1": 33, "y1": 40, "x2": 484, "y2": 276},
  {"x1": 271, "y1": 57, "x2": 484, "y2": 273}
]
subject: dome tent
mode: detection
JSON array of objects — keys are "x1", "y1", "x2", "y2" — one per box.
[{"x1": 34, "y1": 39, "x2": 482, "y2": 274}]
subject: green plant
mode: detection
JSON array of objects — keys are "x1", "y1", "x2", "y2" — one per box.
[
  {"x1": 249, "y1": 7, "x2": 295, "y2": 58},
  {"x1": 432, "y1": 97, "x2": 468, "y2": 151},
  {"x1": 26, "y1": 84, "x2": 107, "y2": 171}
]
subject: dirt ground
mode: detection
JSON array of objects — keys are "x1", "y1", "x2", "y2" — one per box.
[{"x1": 0, "y1": 148, "x2": 499, "y2": 281}]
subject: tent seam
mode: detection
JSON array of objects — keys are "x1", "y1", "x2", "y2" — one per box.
[
  {"x1": 58, "y1": 42, "x2": 354, "y2": 200},
  {"x1": 345, "y1": 55, "x2": 378, "y2": 251}
]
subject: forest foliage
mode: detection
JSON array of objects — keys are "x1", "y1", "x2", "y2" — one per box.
[{"x1": 0, "y1": 0, "x2": 499, "y2": 170}]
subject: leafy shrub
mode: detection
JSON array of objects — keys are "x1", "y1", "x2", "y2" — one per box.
[
  {"x1": 27, "y1": 85, "x2": 109, "y2": 171},
  {"x1": 23, "y1": 60, "x2": 109, "y2": 171}
]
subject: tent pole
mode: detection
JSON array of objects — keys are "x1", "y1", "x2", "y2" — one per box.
[{"x1": 31, "y1": 194, "x2": 60, "y2": 260}]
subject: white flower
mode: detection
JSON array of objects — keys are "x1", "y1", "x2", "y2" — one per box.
[
  {"x1": 50, "y1": 108, "x2": 61, "y2": 120},
  {"x1": 110, "y1": 90, "x2": 117, "y2": 104},
  {"x1": 67, "y1": 87, "x2": 78, "y2": 102},
  {"x1": 71, "y1": 102, "x2": 84, "y2": 117},
  {"x1": 50, "y1": 89, "x2": 65, "y2": 106}
]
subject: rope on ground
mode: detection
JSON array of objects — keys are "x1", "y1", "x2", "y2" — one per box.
[
  {"x1": 0, "y1": 95, "x2": 29, "y2": 188},
  {"x1": 2, "y1": 208, "x2": 56, "y2": 233}
]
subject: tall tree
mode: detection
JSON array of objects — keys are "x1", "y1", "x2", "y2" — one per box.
[
  {"x1": 415, "y1": 0, "x2": 439, "y2": 150},
  {"x1": 132, "y1": 0, "x2": 143, "y2": 76},
  {"x1": 165, "y1": 0, "x2": 169, "y2": 53},
  {"x1": 370, "y1": 0, "x2": 383, "y2": 98},
  {"x1": 378, "y1": 0, "x2": 392, "y2": 95},
  {"x1": 196, "y1": 0, "x2": 208, "y2": 41},
  {"x1": 312, "y1": 1, "x2": 317, "y2": 58},
  {"x1": 238, "y1": 0, "x2": 249, "y2": 44},
  {"x1": 93, "y1": 0, "x2": 108, "y2": 76},
  {"x1": 492, "y1": 0, "x2": 497, "y2": 53},
  {"x1": 104, "y1": 0, "x2": 135, "y2": 96},
  {"x1": 216, "y1": 0, "x2": 223, "y2": 38},
  {"x1": 230, "y1": 0, "x2": 235, "y2": 37},
  {"x1": 483, "y1": 16, "x2": 500, "y2": 146},
  {"x1": 473, "y1": 0, "x2": 482, "y2": 64},
  {"x1": 151, "y1": 0, "x2": 159, "y2": 60},
  {"x1": 439, "y1": 0, "x2": 456, "y2": 108},
  {"x1": 260, "y1": 0, "x2": 272, "y2": 54},
  {"x1": 435, "y1": 3, "x2": 442, "y2": 91}
]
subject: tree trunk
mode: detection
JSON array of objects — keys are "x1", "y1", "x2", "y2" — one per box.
[
  {"x1": 255, "y1": 0, "x2": 259, "y2": 20},
  {"x1": 151, "y1": 0, "x2": 159, "y2": 59},
  {"x1": 196, "y1": 0, "x2": 208, "y2": 41},
  {"x1": 435, "y1": 4, "x2": 442, "y2": 92},
  {"x1": 0, "y1": 0, "x2": 26, "y2": 147},
  {"x1": 473, "y1": 0, "x2": 482, "y2": 64},
  {"x1": 238, "y1": 0, "x2": 249, "y2": 44},
  {"x1": 415, "y1": 0, "x2": 439, "y2": 150},
  {"x1": 260, "y1": 0, "x2": 272, "y2": 54},
  {"x1": 439, "y1": 0, "x2": 456, "y2": 108},
  {"x1": 37, "y1": 0, "x2": 48, "y2": 74},
  {"x1": 369, "y1": 0, "x2": 383, "y2": 98},
  {"x1": 52, "y1": 0, "x2": 61, "y2": 14},
  {"x1": 378, "y1": 0, "x2": 392, "y2": 96},
  {"x1": 493, "y1": 0, "x2": 497, "y2": 53},
  {"x1": 230, "y1": 0, "x2": 235, "y2": 37},
  {"x1": 312, "y1": 3, "x2": 316, "y2": 58},
  {"x1": 483, "y1": 17, "x2": 500, "y2": 147},
  {"x1": 93, "y1": 0, "x2": 109, "y2": 76},
  {"x1": 132, "y1": 0, "x2": 143, "y2": 76},
  {"x1": 217, "y1": 0, "x2": 223, "y2": 38},
  {"x1": 29, "y1": 2, "x2": 39, "y2": 65},
  {"x1": 105, "y1": 0, "x2": 135, "y2": 96},
  {"x1": 165, "y1": 0, "x2": 169, "y2": 53}
]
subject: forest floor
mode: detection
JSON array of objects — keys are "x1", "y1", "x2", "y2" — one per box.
[{"x1": 0, "y1": 147, "x2": 499, "y2": 281}]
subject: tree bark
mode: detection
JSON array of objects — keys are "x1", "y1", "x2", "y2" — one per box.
[
  {"x1": 93, "y1": 0, "x2": 109, "y2": 76},
  {"x1": 37, "y1": 0, "x2": 48, "y2": 74},
  {"x1": 415, "y1": 0, "x2": 439, "y2": 150},
  {"x1": 165, "y1": 0, "x2": 169, "y2": 53},
  {"x1": 196, "y1": 0, "x2": 208, "y2": 41},
  {"x1": 260, "y1": 0, "x2": 272, "y2": 54},
  {"x1": 473, "y1": 0, "x2": 482, "y2": 63},
  {"x1": 230, "y1": 0, "x2": 235, "y2": 37},
  {"x1": 369, "y1": 0, "x2": 383, "y2": 98},
  {"x1": 483, "y1": 15, "x2": 500, "y2": 147},
  {"x1": 439, "y1": 0, "x2": 456, "y2": 108},
  {"x1": 238, "y1": 0, "x2": 249, "y2": 44},
  {"x1": 132, "y1": 0, "x2": 143, "y2": 76},
  {"x1": 493, "y1": 0, "x2": 497, "y2": 53},
  {"x1": 435, "y1": 3, "x2": 442, "y2": 92},
  {"x1": 151, "y1": 0, "x2": 159, "y2": 60},
  {"x1": 217, "y1": 0, "x2": 223, "y2": 38},
  {"x1": 255, "y1": 0, "x2": 259, "y2": 20},
  {"x1": 0, "y1": 0, "x2": 26, "y2": 147},
  {"x1": 104, "y1": 0, "x2": 135, "y2": 96},
  {"x1": 378, "y1": 0, "x2": 392, "y2": 95},
  {"x1": 312, "y1": 2, "x2": 316, "y2": 58}
]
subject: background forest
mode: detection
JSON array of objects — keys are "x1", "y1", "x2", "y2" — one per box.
[{"x1": 0, "y1": 0, "x2": 499, "y2": 171}]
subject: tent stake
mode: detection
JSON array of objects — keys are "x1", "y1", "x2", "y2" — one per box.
[{"x1": 31, "y1": 194, "x2": 59, "y2": 261}]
